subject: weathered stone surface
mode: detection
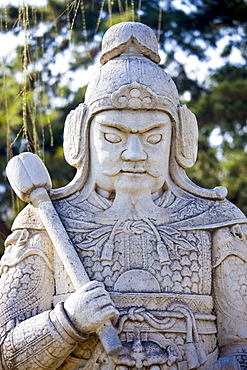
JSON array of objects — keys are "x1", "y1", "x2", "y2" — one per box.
[{"x1": 1, "y1": 21, "x2": 247, "y2": 370}]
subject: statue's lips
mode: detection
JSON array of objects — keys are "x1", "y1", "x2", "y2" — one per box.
[
  {"x1": 120, "y1": 170, "x2": 146, "y2": 176},
  {"x1": 103, "y1": 165, "x2": 158, "y2": 177}
]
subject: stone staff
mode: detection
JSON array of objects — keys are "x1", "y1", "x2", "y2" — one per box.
[{"x1": 6, "y1": 151, "x2": 122, "y2": 357}]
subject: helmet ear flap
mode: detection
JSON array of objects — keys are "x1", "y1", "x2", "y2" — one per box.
[
  {"x1": 175, "y1": 105, "x2": 198, "y2": 169},
  {"x1": 63, "y1": 103, "x2": 89, "y2": 168}
]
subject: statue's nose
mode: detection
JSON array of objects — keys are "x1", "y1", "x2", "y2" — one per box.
[{"x1": 121, "y1": 134, "x2": 147, "y2": 161}]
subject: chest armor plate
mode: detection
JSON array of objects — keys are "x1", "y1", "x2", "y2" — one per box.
[
  {"x1": 53, "y1": 220, "x2": 217, "y2": 370},
  {"x1": 67, "y1": 220, "x2": 211, "y2": 295}
]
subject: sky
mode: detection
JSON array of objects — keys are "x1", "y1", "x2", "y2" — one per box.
[
  {"x1": 1, "y1": 0, "x2": 244, "y2": 86},
  {"x1": 1, "y1": 17, "x2": 244, "y2": 90},
  {"x1": 1, "y1": 0, "x2": 245, "y2": 105},
  {"x1": 1, "y1": 0, "x2": 47, "y2": 5}
]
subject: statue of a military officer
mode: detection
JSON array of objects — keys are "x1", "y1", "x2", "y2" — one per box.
[{"x1": 1, "y1": 22, "x2": 247, "y2": 370}]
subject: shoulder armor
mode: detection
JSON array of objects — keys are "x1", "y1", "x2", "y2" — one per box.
[
  {"x1": 213, "y1": 223, "x2": 247, "y2": 267},
  {"x1": 0, "y1": 229, "x2": 54, "y2": 329},
  {"x1": 213, "y1": 222, "x2": 247, "y2": 346},
  {"x1": 12, "y1": 204, "x2": 45, "y2": 231},
  {"x1": 1, "y1": 229, "x2": 53, "y2": 273}
]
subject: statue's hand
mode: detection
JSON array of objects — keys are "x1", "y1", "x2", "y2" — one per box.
[{"x1": 64, "y1": 281, "x2": 119, "y2": 334}]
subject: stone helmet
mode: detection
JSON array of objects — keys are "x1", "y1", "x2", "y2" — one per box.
[{"x1": 52, "y1": 22, "x2": 226, "y2": 200}]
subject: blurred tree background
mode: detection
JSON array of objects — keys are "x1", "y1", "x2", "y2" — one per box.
[{"x1": 0, "y1": 0, "x2": 246, "y2": 255}]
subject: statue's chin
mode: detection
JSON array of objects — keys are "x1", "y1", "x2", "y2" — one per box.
[
  {"x1": 94, "y1": 173, "x2": 166, "y2": 207},
  {"x1": 114, "y1": 172, "x2": 160, "y2": 196}
]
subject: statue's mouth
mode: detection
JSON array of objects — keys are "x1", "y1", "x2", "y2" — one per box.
[
  {"x1": 120, "y1": 170, "x2": 146, "y2": 175},
  {"x1": 104, "y1": 165, "x2": 158, "y2": 177}
]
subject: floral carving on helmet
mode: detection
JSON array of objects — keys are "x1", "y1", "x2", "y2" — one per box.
[{"x1": 111, "y1": 82, "x2": 157, "y2": 109}]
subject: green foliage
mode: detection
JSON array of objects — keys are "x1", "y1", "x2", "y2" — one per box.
[
  {"x1": 186, "y1": 132, "x2": 222, "y2": 191},
  {"x1": 221, "y1": 150, "x2": 247, "y2": 213},
  {"x1": 196, "y1": 75, "x2": 247, "y2": 136}
]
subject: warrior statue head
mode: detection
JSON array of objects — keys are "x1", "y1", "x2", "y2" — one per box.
[{"x1": 51, "y1": 22, "x2": 226, "y2": 201}]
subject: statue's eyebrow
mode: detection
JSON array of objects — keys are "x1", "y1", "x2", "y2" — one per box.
[
  {"x1": 140, "y1": 123, "x2": 165, "y2": 134},
  {"x1": 98, "y1": 120, "x2": 166, "y2": 133},
  {"x1": 98, "y1": 120, "x2": 131, "y2": 132}
]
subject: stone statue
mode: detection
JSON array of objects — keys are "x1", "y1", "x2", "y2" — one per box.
[{"x1": 1, "y1": 22, "x2": 247, "y2": 370}]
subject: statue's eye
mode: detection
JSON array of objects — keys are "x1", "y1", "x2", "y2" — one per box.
[
  {"x1": 146, "y1": 134, "x2": 162, "y2": 144},
  {"x1": 104, "y1": 133, "x2": 122, "y2": 143}
]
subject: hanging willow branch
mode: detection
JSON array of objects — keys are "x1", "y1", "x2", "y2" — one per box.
[
  {"x1": 0, "y1": 0, "x2": 162, "y2": 240},
  {"x1": 1, "y1": 0, "x2": 151, "y2": 166}
]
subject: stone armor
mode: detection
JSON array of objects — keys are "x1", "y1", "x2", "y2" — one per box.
[
  {"x1": 1, "y1": 186, "x2": 247, "y2": 369},
  {"x1": 1, "y1": 22, "x2": 247, "y2": 370}
]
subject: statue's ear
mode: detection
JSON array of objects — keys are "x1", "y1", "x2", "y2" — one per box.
[
  {"x1": 63, "y1": 103, "x2": 89, "y2": 168},
  {"x1": 175, "y1": 105, "x2": 198, "y2": 168}
]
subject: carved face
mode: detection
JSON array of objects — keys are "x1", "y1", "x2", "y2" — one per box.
[{"x1": 90, "y1": 110, "x2": 172, "y2": 196}]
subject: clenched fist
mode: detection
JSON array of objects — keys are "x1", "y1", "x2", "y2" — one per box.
[{"x1": 64, "y1": 281, "x2": 119, "y2": 334}]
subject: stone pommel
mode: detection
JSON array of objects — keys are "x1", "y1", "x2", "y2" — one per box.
[
  {"x1": 6, "y1": 152, "x2": 52, "y2": 203},
  {"x1": 100, "y1": 22, "x2": 161, "y2": 65}
]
